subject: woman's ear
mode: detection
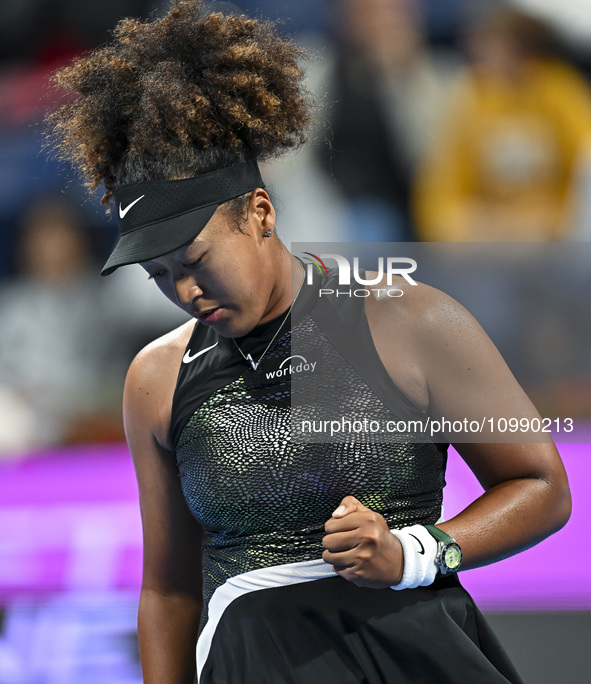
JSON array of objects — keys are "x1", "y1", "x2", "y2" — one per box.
[{"x1": 250, "y1": 187, "x2": 276, "y2": 237}]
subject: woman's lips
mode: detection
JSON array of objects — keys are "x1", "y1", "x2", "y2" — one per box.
[{"x1": 197, "y1": 307, "x2": 223, "y2": 324}]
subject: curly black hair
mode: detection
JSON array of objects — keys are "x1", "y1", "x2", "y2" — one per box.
[{"x1": 47, "y1": 0, "x2": 312, "y2": 206}]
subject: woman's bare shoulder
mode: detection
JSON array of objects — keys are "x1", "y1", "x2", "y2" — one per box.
[
  {"x1": 365, "y1": 274, "x2": 475, "y2": 334},
  {"x1": 130, "y1": 319, "x2": 196, "y2": 375},
  {"x1": 364, "y1": 275, "x2": 490, "y2": 410},
  {"x1": 124, "y1": 319, "x2": 196, "y2": 450}
]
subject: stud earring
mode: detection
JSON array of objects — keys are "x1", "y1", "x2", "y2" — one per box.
[{"x1": 263, "y1": 230, "x2": 273, "y2": 237}]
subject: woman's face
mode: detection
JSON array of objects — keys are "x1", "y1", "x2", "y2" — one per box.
[{"x1": 140, "y1": 191, "x2": 283, "y2": 337}]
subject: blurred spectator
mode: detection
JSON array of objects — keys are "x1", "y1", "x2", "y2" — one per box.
[
  {"x1": 0, "y1": 197, "x2": 122, "y2": 453},
  {"x1": 259, "y1": 30, "x2": 351, "y2": 246},
  {"x1": 0, "y1": 194, "x2": 191, "y2": 455},
  {"x1": 316, "y1": 0, "x2": 459, "y2": 241},
  {"x1": 413, "y1": 4, "x2": 591, "y2": 241}
]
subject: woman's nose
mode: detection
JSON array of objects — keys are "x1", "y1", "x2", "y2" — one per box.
[{"x1": 173, "y1": 275, "x2": 202, "y2": 307}]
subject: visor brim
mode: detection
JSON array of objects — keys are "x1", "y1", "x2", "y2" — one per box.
[{"x1": 101, "y1": 203, "x2": 218, "y2": 276}]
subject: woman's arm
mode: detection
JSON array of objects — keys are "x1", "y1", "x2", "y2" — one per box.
[
  {"x1": 124, "y1": 336, "x2": 203, "y2": 684},
  {"x1": 418, "y1": 289, "x2": 571, "y2": 567},
  {"x1": 440, "y1": 441, "x2": 570, "y2": 570},
  {"x1": 323, "y1": 283, "x2": 571, "y2": 586}
]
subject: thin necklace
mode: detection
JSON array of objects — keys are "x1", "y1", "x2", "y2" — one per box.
[{"x1": 233, "y1": 261, "x2": 305, "y2": 371}]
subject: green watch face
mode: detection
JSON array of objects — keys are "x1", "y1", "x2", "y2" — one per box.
[{"x1": 443, "y1": 543, "x2": 462, "y2": 571}]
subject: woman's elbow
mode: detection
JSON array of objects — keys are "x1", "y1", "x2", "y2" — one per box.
[
  {"x1": 542, "y1": 472, "x2": 572, "y2": 535},
  {"x1": 554, "y1": 482, "x2": 572, "y2": 531}
]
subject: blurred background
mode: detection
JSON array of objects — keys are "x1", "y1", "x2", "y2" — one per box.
[{"x1": 0, "y1": 0, "x2": 590, "y2": 681}]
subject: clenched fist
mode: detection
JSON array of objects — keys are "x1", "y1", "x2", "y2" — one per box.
[{"x1": 322, "y1": 495, "x2": 404, "y2": 588}]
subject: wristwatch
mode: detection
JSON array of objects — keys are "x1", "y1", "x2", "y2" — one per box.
[{"x1": 424, "y1": 525, "x2": 462, "y2": 575}]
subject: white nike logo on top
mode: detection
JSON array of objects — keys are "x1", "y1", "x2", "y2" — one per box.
[
  {"x1": 182, "y1": 341, "x2": 219, "y2": 364},
  {"x1": 119, "y1": 194, "x2": 145, "y2": 219}
]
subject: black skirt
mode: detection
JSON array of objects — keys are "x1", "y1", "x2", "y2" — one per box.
[{"x1": 199, "y1": 574, "x2": 523, "y2": 684}]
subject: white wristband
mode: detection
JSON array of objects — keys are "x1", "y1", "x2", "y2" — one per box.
[{"x1": 389, "y1": 525, "x2": 438, "y2": 590}]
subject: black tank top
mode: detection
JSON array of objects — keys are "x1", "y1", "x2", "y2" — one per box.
[{"x1": 170, "y1": 268, "x2": 447, "y2": 610}]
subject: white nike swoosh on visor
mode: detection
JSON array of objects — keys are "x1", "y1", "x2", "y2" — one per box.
[
  {"x1": 119, "y1": 194, "x2": 145, "y2": 219},
  {"x1": 182, "y1": 341, "x2": 219, "y2": 364}
]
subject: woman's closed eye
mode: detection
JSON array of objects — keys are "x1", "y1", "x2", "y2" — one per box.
[
  {"x1": 182, "y1": 257, "x2": 203, "y2": 270},
  {"x1": 146, "y1": 256, "x2": 204, "y2": 280}
]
